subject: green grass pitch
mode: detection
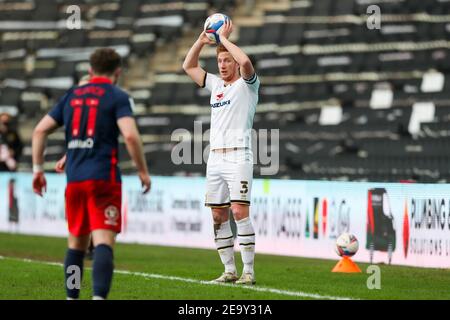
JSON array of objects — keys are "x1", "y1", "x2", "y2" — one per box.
[{"x1": 0, "y1": 232, "x2": 449, "y2": 300}]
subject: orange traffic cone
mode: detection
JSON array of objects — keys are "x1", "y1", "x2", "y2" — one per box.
[{"x1": 332, "y1": 256, "x2": 362, "y2": 273}]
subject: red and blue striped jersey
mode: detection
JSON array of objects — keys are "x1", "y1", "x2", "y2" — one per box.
[{"x1": 48, "y1": 76, "x2": 133, "y2": 183}]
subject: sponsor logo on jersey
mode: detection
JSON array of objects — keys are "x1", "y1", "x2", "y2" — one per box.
[
  {"x1": 216, "y1": 93, "x2": 224, "y2": 101},
  {"x1": 210, "y1": 100, "x2": 231, "y2": 108},
  {"x1": 68, "y1": 138, "x2": 94, "y2": 149}
]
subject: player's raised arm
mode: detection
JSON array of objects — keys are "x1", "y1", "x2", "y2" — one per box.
[
  {"x1": 31, "y1": 115, "x2": 60, "y2": 196},
  {"x1": 182, "y1": 32, "x2": 215, "y2": 87},
  {"x1": 117, "y1": 116, "x2": 151, "y2": 194},
  {"x1": 218, "y1": 20, "x2": 255, "y2": 80}
]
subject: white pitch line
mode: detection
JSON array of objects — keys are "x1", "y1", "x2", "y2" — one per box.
[{"x1": 0, "y1": 255, "x2": 354, "y2": 300}]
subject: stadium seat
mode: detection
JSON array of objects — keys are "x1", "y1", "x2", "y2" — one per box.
[{"x1": 6, "y1": 0, "x2": 450, "y2": 182}]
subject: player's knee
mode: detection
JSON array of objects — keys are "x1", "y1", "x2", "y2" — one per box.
[
  {"x1": 211, "y1": 207, "x2": 229, "y2": 224},
  {"x1": 68, "y1": 234, "x2": 90, "y2": 251},
  {"x1": 92, "y1": 229, "x2": 116, "y2": 248},
  {"x1": 231, "y1": 204, "x2": 250, "y2": 221}
]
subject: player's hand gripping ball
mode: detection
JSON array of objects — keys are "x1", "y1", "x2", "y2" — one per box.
[{"x1": 204, "y1": 13, "x2": 231, "y2": 44}]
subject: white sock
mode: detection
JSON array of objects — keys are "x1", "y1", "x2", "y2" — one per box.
[
  {"x1": 236, "y1": 217, "x2": 255, "y2": 275},
  {"x1": 214, "y1": 220, "x2": 236, "y2": 274},
  {"x1": 93, "y1": 296, "x2": 105, "y2": 300}
]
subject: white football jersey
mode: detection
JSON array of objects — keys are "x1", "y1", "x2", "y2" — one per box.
[{"x1": 204, "y1": 72, "x2": 260, "y2": 150}]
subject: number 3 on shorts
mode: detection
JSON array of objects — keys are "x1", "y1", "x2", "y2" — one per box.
[{"x1": 240, "y1": 181, "x2": 249, "y2": 194}]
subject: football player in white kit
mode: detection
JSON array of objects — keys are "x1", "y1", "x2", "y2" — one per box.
[{"x1": 183, "y1": 20, "x2": 259, "y2": 285}]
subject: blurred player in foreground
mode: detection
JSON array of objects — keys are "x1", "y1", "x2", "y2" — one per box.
[
  {"x1": 183, "y1": 20, "x2": 260, "y2": 285},
  {"x1": 55, "y1": 75, "x2": 94, "y2": 260},
  {"x1": 32, "y1": 48, "x2": 151, "y2": 299}
]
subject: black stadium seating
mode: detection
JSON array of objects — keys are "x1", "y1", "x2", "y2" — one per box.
[{"x1": 1, "y1": 0, "x2": 450, "y2": 182}]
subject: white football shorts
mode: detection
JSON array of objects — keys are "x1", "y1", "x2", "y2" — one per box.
[{"x1": 205, "y1": 147, "x2": 253, "y2": 208}]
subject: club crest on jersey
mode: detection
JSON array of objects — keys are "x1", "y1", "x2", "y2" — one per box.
[
  {"x1": 216, "y1": 93, "x2": 224, "y2": 101},
  {"x1": 104, "y1": 205, "x2": 119, "y2": 226}
]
